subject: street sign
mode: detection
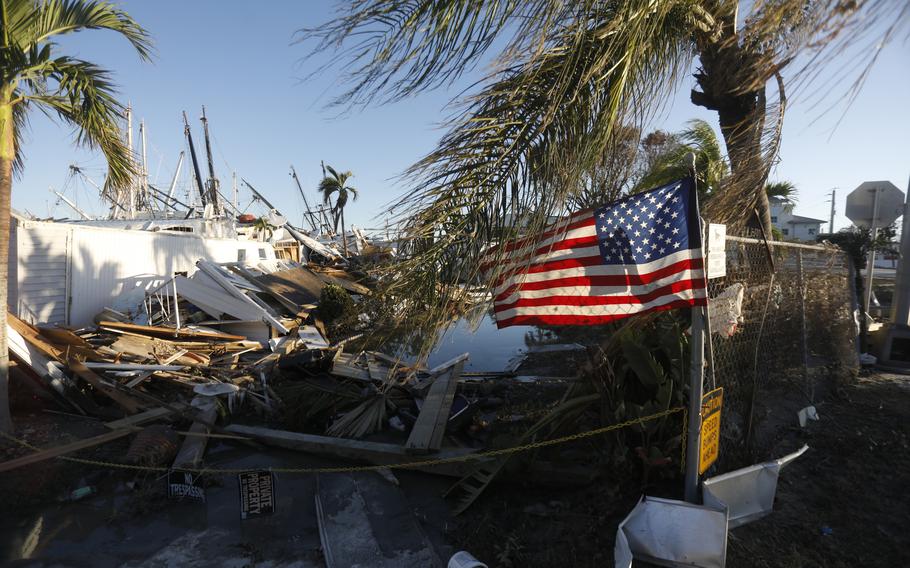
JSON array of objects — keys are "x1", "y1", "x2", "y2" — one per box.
[
  {"x1": 699, "y1": 388, "x2": 723, "y2": 475},
  {"x1": 846, "y1": 181, "x2": 905, "y2": 228}
]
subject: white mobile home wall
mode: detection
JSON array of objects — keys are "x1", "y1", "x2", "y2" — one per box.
[{"x1": 9, "y1": 217, "x2": 276, "y2": 326}]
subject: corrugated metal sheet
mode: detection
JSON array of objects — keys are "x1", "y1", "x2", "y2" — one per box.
[{"x1": 15, "y1": 220, "x2": 70, "y2": 324}]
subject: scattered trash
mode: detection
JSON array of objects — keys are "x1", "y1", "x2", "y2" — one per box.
[
  {"x1": 798, "y1": 405, "x2": 819, "y2": 427},
  {"x1": 448, "y1": 550, "x2": 488, "y2": 568},
  {"x1": 859, "y1": 352, "x2": 877, "y2": 366}
]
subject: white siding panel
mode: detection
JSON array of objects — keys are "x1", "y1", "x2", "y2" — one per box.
[
  {"x1": 15, "y1": 222, "x2": 71, "y2": 324},
  {"x1": 67, "y1": 225, "x2": 277, "y2": 326},
  {"x1": 13, "y1": 218, "x2": 278, "y2": 326}
]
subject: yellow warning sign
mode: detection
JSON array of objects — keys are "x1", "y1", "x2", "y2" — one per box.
[{"x1": 699, "y1": 388, "x2": 723, "y2": 474}]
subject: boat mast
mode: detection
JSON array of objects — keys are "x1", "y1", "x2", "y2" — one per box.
[
  {"x1": 290, "y1": 165, "x2": 319, "y2": 232},
  {"x1": 200, "y1": 106, "x2": 221, "y2": 215},
  {"x1": 167, "y1": 151, "x2": 185, "y2": 200},
  {"x1": 182, "y1": 111, "x2": 208, "y2": 210},
  {"x1": 140, "y1": 119, "x2": 152, "y2": 215},
  {"x1": 53, "y1": 189, "x2": 92, "y2": 220},
  {"x1": 125, "y1": 104, "x2": 135, "y2": 218}
]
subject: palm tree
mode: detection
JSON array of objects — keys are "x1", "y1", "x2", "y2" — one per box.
[
  {"x1": 318, "y1": 165, "x2": 358, "y2": 256},
  {"x1": 0, "y1": 0, "x2": 152, "y2": 431},
  {"x1": 765, "y1": 181, "x2": 798, "y2": 203},
  {"x1": 301, "y1": 1, "x2": 900, "y2": 333}
]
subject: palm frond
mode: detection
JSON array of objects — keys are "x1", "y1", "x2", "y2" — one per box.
[
  {"x1": 25, "y1": 55, "x2": 135, "y2": 189},
  {"x1": 765, "y1": 180, "x2": 798, "y2": 202},
  {"x1": 371, "y1": 2, "x2": 699, "y2": 347},
  {"x1": 10, "y1": 0, "x2": 152, "y2": 60}
]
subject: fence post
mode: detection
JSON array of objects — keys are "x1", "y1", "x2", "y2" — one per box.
[
  {"x1": 797, "y1": 250, "x2": 811, "y2": 400},
  {"x1": 684, "y1": 306, "x2": 706, "y2": 503}
]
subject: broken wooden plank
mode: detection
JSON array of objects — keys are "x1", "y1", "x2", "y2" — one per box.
[
  {"x1": 171, "y1": 397, "x2": 218, "y2": 469},
  {"x1": 104, "y1": 406, "x2": 178, "y2": 429},
  {"x1": 7, "y1": 319, "x2": 90, "y2": 414},
  {"x1": 0, "y1": 428, "x2": 139, "y2": 473},
  {"x1": 66, "y1": 358, "x2": 145, "y2": 415},
  {"x1": 406, "y1": 359, "x2": 465, "y2": 454},
  {"x1": 82, "y1": 362, "x2": 186, "y2": 372},
  {"x1": 225, "y1": 424, "x2": 480, "y2": 478},
  {"x1": 99, "y1": 321, "x2": 248, "y2": 342},
  {"x1": 125, "y1": 371, "x2": 154, "y2": 389}
]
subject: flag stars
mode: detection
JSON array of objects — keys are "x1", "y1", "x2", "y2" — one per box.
[
  {"x1": 670, "y1": 211, "x2": 679, "y2": 219},
  {"x1": 644, "y1": 252, "x2": 652, "y2": 259},
  {"x1": 632, "y1": 214, "x2": 640, "y2": 222},
  {"x1": 672, "y1": 228, "x2": 679, "y2": 234},
  {"x1": 673, "y1": 241, "x2": 681, "y2": 248}
]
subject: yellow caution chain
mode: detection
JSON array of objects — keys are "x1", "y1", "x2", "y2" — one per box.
[{"x1": 0, "y1": 406, "x2": 686, "y2": 475}]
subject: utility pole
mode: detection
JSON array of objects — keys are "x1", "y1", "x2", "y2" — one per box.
[
  {"x1": 200, "y1": 106, "x2": 221, "y2": 215},
  {"x1": 827, "y1": 188, "x2": 837, "y2": 234}
]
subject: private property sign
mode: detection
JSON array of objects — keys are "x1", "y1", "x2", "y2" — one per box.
[
  {"x1": 699, "y1": 388, "x2": 724, "y2": 475},
  {"x1": 238, "y1": 470, "x2": 277, "y2": 519}
]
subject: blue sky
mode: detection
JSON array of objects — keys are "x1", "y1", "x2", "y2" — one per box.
[{"x1": 14, "y1": 1, "x2": 910, "y2": 234}]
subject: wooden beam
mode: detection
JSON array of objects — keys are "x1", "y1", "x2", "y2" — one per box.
[
  {"x1": 406, "y1": 359, "x2": 465, "y2": 454},
  {"x1": 225, "y1": 424, "x2": 481, "y2": 478},
  {"x1": 172, "y1": 397, "x2": 218, "y2": 469},
  {"x1": 0, "y1": 429, "x2": 138, "y2": 472}
]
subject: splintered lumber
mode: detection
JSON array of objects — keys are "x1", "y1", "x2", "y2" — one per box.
[
  {"x1": 406, "y1": 358, "x2": 466, "y2": 454},
  {"x1": 7, "y1": 319, "x2": 91, "y2": 414},
  {"x1": 0, "y1": 428, "x2": 140, "y2": 473},
  {"x1": 67, "y1": 358, "x2": 144, "y2": 415},
  {"x1": 225, "y1": 424, "x2": 480, "y2": 478},
  {"x1": 172, "y1": 397, "x2": 218, "y2": 469},
  {"x1": 99, "y1": 321, "x2": 247, "y2": 342},
  {"x1": 0, "y1": 407, "x2": 178, "y2": 473},
  {"x1": 331, "y1": 352, "x2": 372, "y2": 381},
  {"x1": 35, "y1": 326, "x2": 103, "y2": 360}
]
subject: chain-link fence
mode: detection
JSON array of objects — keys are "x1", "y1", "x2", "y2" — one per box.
[{"x1": 706, "y1": 231, "x2": 858, "y2": 470}]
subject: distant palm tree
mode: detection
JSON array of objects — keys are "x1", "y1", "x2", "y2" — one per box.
[
  {"x1": 252, "y1": 217, "x2": 276, "y2": 241},
  {"x1": 765, "y1": 181, "x2": 798, "y2": 203},
  {"x1": 318, "y1": 165, "x2": 358, "y2": 256},
  {"x1": 0, "y1": 0, "x2": 152, "y2": 431},
  {"x1": 635, "y1": 119, "x2": 729, "y2": 200}
]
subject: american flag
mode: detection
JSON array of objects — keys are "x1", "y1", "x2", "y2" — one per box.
[{"x1": 489, "y1": 178, "x2": 707, "y2": 328}]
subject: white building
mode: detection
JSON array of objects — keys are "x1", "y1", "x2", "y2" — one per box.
[{"x1": 769, "y1": 196, "x2": 826, "y2": 241}]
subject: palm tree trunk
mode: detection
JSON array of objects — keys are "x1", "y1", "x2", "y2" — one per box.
[
  {"x1": 340, "y1": 208, "x2": 348, "y2": 257},
  {"x1": 0, "y1": 96, "x2": 15, "y2": 433},
  {"x1": 693, "y1": 36, "x2": 775, "y2": 239}
]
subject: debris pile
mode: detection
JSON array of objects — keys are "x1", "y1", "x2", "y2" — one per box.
[{"x1": 2, "y1": 257, "x2": 499, "y2": 482}]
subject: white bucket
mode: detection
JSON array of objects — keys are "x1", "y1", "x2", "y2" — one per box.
[{"x1": 448, "y1": 550, "x2": 488, "y2": 568}]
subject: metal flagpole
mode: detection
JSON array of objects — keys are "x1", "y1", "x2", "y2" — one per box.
[{"x1": 684, "y1": 155, "x2": 706, "y2": 503}]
